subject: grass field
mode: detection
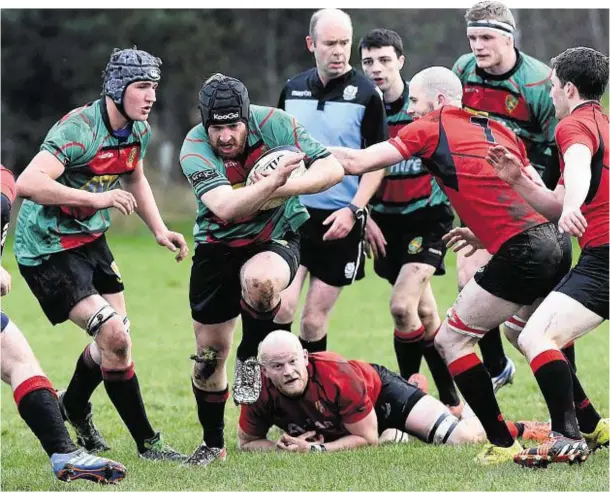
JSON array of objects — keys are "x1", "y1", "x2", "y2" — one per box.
[{"x1": 1, "y1": 224, "x2": 608, "y2": 491}]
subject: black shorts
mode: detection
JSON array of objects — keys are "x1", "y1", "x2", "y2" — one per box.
[
  {"x1": 300, "y1": 207, "x2": 366, "y2": 287},
  {"x1": 371, "y1": 364, "x2": 426, "y2": 434},
  {"x1": 474, "y1": 222, "x2": 572, "y2": 306},
  {"x1": 554, "y1": 244, "x2": 609, "y2": 319},
  {"x1": 190, "y1": 231, "x2": 300, "y2": 325},
  {"x1": 18, "y1": 235, "x2": 123, "y2": 325},
  {"x1": 371, "y1": 206, "x2": 453, "y2": 285}
]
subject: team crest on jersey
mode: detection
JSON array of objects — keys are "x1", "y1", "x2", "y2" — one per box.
[
  {"x1": 314, "y1": 400, "x2": 326, "y2": 414},
  {"x1": 505, "y1": 94, "x2": 519, "y2": 114},
  {"x1": 344, "y1": 261, "x2": 356, "y2": 279},
  {"x1": 110, "y1": 261, "x2": 123, "y2": 283},
  {"x1": 408, "y1": 236, "x2": 423, "y2": 254},
  {"x1": 343, "y1": 85, "x2": 358, "y2": 101}
]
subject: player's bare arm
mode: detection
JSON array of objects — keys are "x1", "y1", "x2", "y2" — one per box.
[
  {"x1": 236, "y1": 426, "x2": 278, "y2": 452},
  {"x1": 486, "y1": 145, "x2": 565, "y2": 221},
  {"x1": 273, "y1": 154, "x2": 344, "y2": 198},
  {"x1": 201, "y1": 153, "x2": 304, "y2": 222},
  {"x1": 120, "y1": 161, "x2": 189, "y2": 262},
  {"x1": 557, "y1": 143, "x2": 593, "y2": 238},
  {"x1": 16, "y1": 150, "x2": 137, "y2": 214},
  {"x1": 321, "y1": 409, "x2": 379, "y2": 451},
  {"x1": 329, "y1": 142, "x2": 403, "y2": 175}
]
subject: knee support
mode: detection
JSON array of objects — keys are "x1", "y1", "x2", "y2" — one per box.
[
  {"x1": 504, "y1": 315, "x2": 526, "y2": 332},
  {"x1": 190, "y1": 347, "x2": 220, "y2": 381},
  {"x1": 86, "y1": 305, "x2": 118, "y2": 338},
  {"x1": 426, "y1": 411, "x2": 460, "y2": 444},
  {"x1": 446, "y1": 308, "x2": 486, "y2": 339}
]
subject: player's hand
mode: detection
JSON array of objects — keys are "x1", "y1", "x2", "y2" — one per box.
[
  {"x1": 485, "y1": 145, "x2": 524, "y2": 186},
  {"x1": 268, "y1": 153, "x2": 306, "y2": 188},
  {"x1": 558, "y1": 208, "x2": 588, "y2": 238},
  {"x1": 365, "y1": 216, "x2": 387, "y2": 258},
  {"x1": 0, "y1": 266, "x2": 11, "y2": 296},
  {"x1": 93, "y1": 189, "x2": 138, "y2": 215},
  {"x1": 276, "y1": 432, "x2": 322, "y2": 453},
  {"x1": 322, "y1": 207, "x2": 356, "y2": 241},
  {"x1": 442, "y1": 227, "x2": 484, "y2": 257},
  {"x1": 155, "y1": 230, "x2": 189, "y2": 262}
]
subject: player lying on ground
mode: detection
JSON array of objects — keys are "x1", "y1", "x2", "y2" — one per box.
[
  {"x1": 237, "y1": 331, "x2": 548, "y2": 452},
  {"x1": 1, "y1": 165, "x2": 125, "y2": 484}
]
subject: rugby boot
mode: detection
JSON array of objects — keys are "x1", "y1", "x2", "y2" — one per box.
[
  {"x1": 233, "y1": 357, "x2": 262, "y2": 405},
  {"x1": 139, "y1": 432, "x2": 186, "y2": 462},
  {"x1": 514, "y1": 431, "x2": 590, "y2": 468},
  {"x1": 491, "y1": 357, "x2": 516, "y2": 393},
  {"x1": 57, "y1": 390, "x2": 110, "y2": 453},
  {"x1": 582, "y1": 417, "x2": 609, "y2": 452},
  {"x1": 52, "y1": 449, "x2": 126, "y2": 484},
  {"x1": 475, "y1": 440, "x2": 523, "y2": 465},
  {"x1": 183, "y1": 442, "x2": 227, "y2": 466}
]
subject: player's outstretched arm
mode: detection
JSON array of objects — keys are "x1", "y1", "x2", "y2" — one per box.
[
  {"x1": 203, "y1": 154, "x2": 303, "y2": 222},
  {"x1": 329, "y1": 142, "x2": 403, "y2": 176},
  {"x1": 120, "y1": 162, "x2": 189, "y2": 262},
  {"x1": 273, "y1": 154, "x2": 344, "y2": 198},
  {"x1": 486, "y1": 145, "x2": 565, "y2": 222}
]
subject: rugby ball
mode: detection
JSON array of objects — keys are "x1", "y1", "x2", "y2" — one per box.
[{"x1": 246, "y1": 145, "x2": 306, "y2": 210}]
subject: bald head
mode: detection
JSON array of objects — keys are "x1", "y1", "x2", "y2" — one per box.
[
  {"x1": 258, "y1": 330, "x2": 304, "y2": 365},
  {"x1": 309, "y1": 8, "x2": 352, "y2": 42},
  {"x1": 410, "y1": 66, "x2": 464, "y2": 105}
]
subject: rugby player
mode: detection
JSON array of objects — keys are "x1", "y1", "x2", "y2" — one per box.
[
  {"x1": 453, "y1": 0, "x2": 567, "y2": 387},
  {"x1": 486, "y1": 46, "x2": 609, "y2": 467},
  {"x1": 2, "y1": 165, "x2": 126, "y2": 484},
  {"x1": 237, "y1": 331, "x2": 548, "y2": 452},
  {"x1": 14, "y1": 48, "x2": 187, "y2": 462},
  {"x1": 275, "y1": 9, "x2": 388, "y2": 354},
  {"x1": 330, "y1": 66, "x2": 573, "y2": 464},
  {"x1": 179, "y1": 73, "x2": 344, "y2": 465},
  {"x1": 358, "y1": 28, "x2": 462, "y2": 417}
]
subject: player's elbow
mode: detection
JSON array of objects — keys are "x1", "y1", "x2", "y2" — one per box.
[
  {"x1": 15, "y1": 172, "x2": 35, "y2": 200},
  {"x1": 325, "y1": 157, "x2": 345, "y2": 187}
]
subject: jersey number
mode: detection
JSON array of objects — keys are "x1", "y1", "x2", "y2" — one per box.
[{"x1": 470, "y1": 116, "x2": 496, "y2": 143}]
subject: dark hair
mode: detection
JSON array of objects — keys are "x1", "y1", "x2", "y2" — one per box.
[
  {"x1": 358, "y1": 28, "x2": 404, "y2": 58},
  {"x1": 551, "y1": 47, "x2": 609, "y2": 101}
]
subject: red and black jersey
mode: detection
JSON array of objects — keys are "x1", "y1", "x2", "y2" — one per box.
[
  {"x1": 239, "y1": 352, "x2": 382, "y2": 442},
  {"x1": 556, "y1": 101, "x2": 609, "y2": 249},
  {"x1": 388, "y1": 106, "x2": 548, "y2": 254}
]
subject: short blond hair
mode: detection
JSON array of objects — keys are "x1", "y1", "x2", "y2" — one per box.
[{"x1": 465, "y1": 1, "x2": 516, "y2": 29}]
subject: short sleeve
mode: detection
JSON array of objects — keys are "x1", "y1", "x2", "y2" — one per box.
[
  {"x1": 266, "y1": 109, "x2": 330, "y2": 167},
  {"x1": 180, "y1": 136, "x2": 230, "y2": 198},
  {"x1": 238, "y1": 399, "x2": 272, "y2": 437},
  {"x1": 334, "y1": 364, "x2": 374, "y2": 424},
  {"x1": 555, "y1": 119, "x2": 597, "y2": 156},
  {"x1": 389, "y1": 118, "x2": 439, "y2": 161},
  {"x1": 40, "y1": 120, "x2": 92, "y2": 167}
]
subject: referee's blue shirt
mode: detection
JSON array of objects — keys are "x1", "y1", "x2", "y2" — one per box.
[{"x1": 278, "y1": 68, "x2": 388, "y2": 210}]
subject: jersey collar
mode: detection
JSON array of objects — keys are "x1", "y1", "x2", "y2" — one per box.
[
  {"x1": 475, "y1": 48, "x2": 524, "y2": 81},
  {"x1": 312, "y1": 68, "x2": 356, "y2": 91},
  {"x1": 384, "y1": 80, "x2": 409, "y2": 116},
  {"x1": 572, "y1": 100, "x2": 603, "y2": 114}
]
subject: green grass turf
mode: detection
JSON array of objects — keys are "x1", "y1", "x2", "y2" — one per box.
[{"x1": 1, "y1": 228, "x2": 608, "y2": 490}]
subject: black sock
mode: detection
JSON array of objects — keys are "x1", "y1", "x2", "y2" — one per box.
[
  {"x1": 102, "y1": 364, "x2": 155, "y2": 453},
  {"x1": 63, "y1": 344, "x2": 103, "y2": 421},
  {"x1": 479, "y1": 327, "x2": 507, "y2": 378},
  {"x1": 192, "y1": 381, "x2": 228, "y2": 449},
  {"x1": 15, "y1": 377, "x2": 77, "y2": 457},
  {"x1": 299, "y1": 335, "x2": 327, "y2": 353},
  {"x1": 273, "y1": 322, "x2": 292, "y2": 333},
  {"x1": 530, "y1": 350, "x2": 580, "y2": 439},
  {"x1": 449, "y1": 353, "x2": 514, "y2": 447},
  {"x1": 393, "y1": 327, "x2": 424, "y2": 379},
  {"x1": 569, "y1": 364, "x2": 600, "y2": 434},
  {"x1": 562, "y1": 343, "x2": 576, "y2": 373},
  {"x1": 236, "y1": 299, "x2": 281, "y2": 362},
  {"x1": 423, "y1": 338, "x2": 460, "y2": 407}
]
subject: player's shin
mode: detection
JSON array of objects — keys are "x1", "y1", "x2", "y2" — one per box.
[
  {"x1": 14, "y1": 377, "x2": 77, "y2": 457},
  {"x1": 393, "y1": 326, "x2": 424, "y2": 379},
  {"x1": 422, "y1": 332, "x2": 460, "y2": 408},
  {"x1": 62, "y1": 343, "x2": 103, "y2": 421}
]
